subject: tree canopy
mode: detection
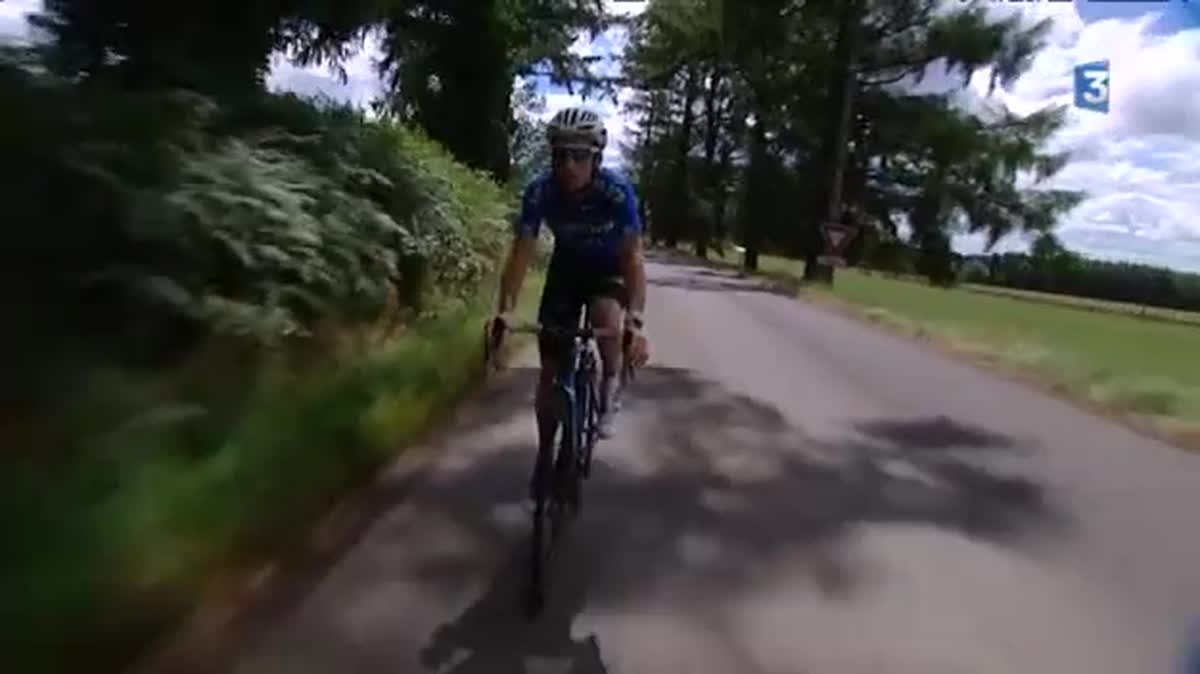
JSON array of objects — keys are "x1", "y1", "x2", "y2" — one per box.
[{"x1": 620, "y1": 0, "x2": 1085, "y2": 281}]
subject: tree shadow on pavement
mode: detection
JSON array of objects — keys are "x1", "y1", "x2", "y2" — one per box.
[
  {"x1": 396, "y1": 435, "x2": 615, "y2": 673},
  {"x1": 647, "y1": 272, "x2": 792, "y2": 296},
  {"x1": 418, "y1": 541, "x2": 607, "y2": 674},
  {"x1": 853, "y1": 416, "x2": 1017, "y2": 452},
  {"x1": 403, "y1": 365, "x2": 1069, "y2": 671},
  {"x1": 646, "y1": 250, "x2": 806, "y2": 295},
  {"x1": 452, "y1": 368, "x2": 537, "y2": 435}
]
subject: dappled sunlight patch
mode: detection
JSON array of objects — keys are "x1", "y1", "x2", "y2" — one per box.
[
  {"x1": 871, "y1": 467, "x2": 958, "y2": 517},
  {"x1": 596, "y1": 443, "x2": 662, "y2": 479},
  {"x1": 725, "y1": 521, "x2": 1135, "y2": 673},
  {"x1": 359, "y1": 391, "x2": 432, "y2": 454},
  {"x1": 485, "y1": 500, "x2": 530, "y2": 531},
  {"x1": 874, "y1": 456, "x2": 951, "y2": 490},
  {"x1": 1087, "y1": 376, "x2": 1185, "y2": 416},
  {"x1": 698, "y1": 487, "x2": 753, "y2": 514},
  {"x1": 331, "y1": 576, "x2": 460, "y2": 656},
  {"x1": 574, "y1": 611, "x2": 753, "y2": 672},
  {"x1": 673, "y1": 532, "x2": 727, "y2": 569},
  {"x1": 861, "y1": 306, "x2": 926, "y2": 339},
  {"x1": 709, "y1": 446, "x2": 787, "y2": 484},
  {"x1": 995, "y1": 340, "x2": 1058, "y2": 368}
]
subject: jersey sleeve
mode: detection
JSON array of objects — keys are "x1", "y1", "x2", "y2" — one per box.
[
  {"x1": 614, "y1": 178, "x2": 642, "y2": 237},
  {"x1": 514, "y1": 180, "x2": 544, "y2": 238}
]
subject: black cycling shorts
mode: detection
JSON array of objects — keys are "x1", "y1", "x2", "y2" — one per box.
[{"x1": 537, "y1": 270, "x2": 628, "y2": 358}]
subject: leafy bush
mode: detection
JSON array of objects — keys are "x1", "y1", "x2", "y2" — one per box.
[{"x1": 1, "y1": 51, "x2": 511, "y2": 410}]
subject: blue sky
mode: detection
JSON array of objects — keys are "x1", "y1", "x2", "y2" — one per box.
[{"x1": 2, "y1": 0, "x2": 1199, "y2": 271}]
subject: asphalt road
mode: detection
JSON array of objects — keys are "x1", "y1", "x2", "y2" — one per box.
[{"x1": 230, "y1": 256, "x2": 1200, "y2": 674}]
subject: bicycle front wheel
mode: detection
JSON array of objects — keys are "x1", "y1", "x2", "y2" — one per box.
[
  {"x1": 578, "y1": 368, "x2": 600, "y2": 477},
  {"x1": 553, "y1": 386, "x2": 580, "y2": 522}
]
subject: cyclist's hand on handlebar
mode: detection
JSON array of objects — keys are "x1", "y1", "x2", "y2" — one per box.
[
  {"x1": 625, "y1": 328, "x2": 649, "y2": 368},
  {"x1": 485, "y1": 313, "x2": 510, "y2": 364},
  {"x1": 494, "y1": 313, "x2": 513, "y2": 341}
]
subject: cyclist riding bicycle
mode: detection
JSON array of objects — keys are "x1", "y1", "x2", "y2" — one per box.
[{"x1": 492, "y1": 106, "x2": 649, "y2": 494}]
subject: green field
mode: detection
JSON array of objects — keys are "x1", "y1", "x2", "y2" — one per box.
[
  {"x1": 961, "y1": 283, "x2": 1200, "y2": 326},
  {"x1": 703, "y1": 250, "x2": 1200, "y2": 445}
]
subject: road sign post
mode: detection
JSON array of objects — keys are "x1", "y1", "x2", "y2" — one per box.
[{"x1": 818, "y1": 221, "x2": 859, "y2": 268}]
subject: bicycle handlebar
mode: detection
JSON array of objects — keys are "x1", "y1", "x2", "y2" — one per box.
[
  {"x1": 500, "y1": 321, "x2": 624, "y2": 340},
  {"x1": 483, "y1": 318, "x2": 629, "y2": 369},
  {"x1": 484, "y1": 315, "x2": 647, "y2": 374}
]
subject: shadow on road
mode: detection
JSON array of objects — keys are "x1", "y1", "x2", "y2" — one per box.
[
  {"x1": 648, "y1": 275, "x2": 792, "y2": 296},
  {"x1": 447, "y1": 365, "x2": 538, "y2": 437},
  {"x1": 404, "y1": 365, "x2": 1068, "y2": 671},
  {"x1": 647, "y1": 263, "x2": 802, "y2": 297},
  {"x1": 646, "y1": 250, "x2": 807, "y2": 295},
  {"x1": 418, "y1": 541, "x2": 607, "y2": 674}
]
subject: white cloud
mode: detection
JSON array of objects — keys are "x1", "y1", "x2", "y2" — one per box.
[
  {"x1": 0, "y1": 0, "x2": 38, "y2": 42},
  {"x1": 265, "y1": 33, "x2": 386, "y2": 110},
  {"x1": 936, "y1": 3, "x2": 1200, "y2": 272},
  {"x1": 606, "y1": 0, "x2": 648, "y2": 18}
]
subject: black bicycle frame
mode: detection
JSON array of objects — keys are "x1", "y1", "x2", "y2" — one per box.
[{"x1": 541, "y1": 323, "x2": 596, "y2": 500}]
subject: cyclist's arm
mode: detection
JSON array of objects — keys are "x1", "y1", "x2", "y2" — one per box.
[
  {"x1": 498, "y1": 181, "x2": 543, "y2": 315},
  {"x1": 619, "y1": 233, "x2": 646, "y2": 317},
  {"x1": 498, "y1": 235, "x2": 536, "y2": 315},
  {"x1": 616, "y1": 180, "x2": 647, "y2": 319}
]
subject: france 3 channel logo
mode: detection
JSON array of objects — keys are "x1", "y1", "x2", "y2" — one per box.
[{"x1": 1074, "y1": 59, "x2": 1109, "y2": 114}]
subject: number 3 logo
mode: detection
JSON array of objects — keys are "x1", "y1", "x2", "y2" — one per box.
[
  {"x1": 1082, "y1": 69, "x2": 1108, "y2": 103},
  {"x1": 1074, "y1": 60, "x2": 1110, "y2": 113}
]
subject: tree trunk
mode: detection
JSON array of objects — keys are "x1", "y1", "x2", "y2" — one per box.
[
  {"x1": 743, "y1": 116, "x2": 767, "y2": 272},
  {"x1": 419, "y1": 0, "x2": 512, "y2": 181},
  {"x1": 696, "y1": 61, "x2": 723, "y2": 259},
  {"x1": 713, "y1": 96, "x2": 737, "y2": 258},
  {"x1": 804, "y1": 0, "x2": 863, "y2": 284},
  {"x1": 713, "y1": 171, "x2": 729, "y2": 257},
  {"x1": 640, "y1": 92, "x2": 662, "y2": 243},
  {"x1": 674, "y1": 66, "x2": 699, "y2": 251}
]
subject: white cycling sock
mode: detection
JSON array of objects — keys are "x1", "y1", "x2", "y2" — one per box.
[{"x1": 601, "y1": 374, "x2": 619, "y2": 414}]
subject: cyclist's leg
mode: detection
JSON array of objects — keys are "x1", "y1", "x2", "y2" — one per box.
[
  {"x1": 587, "y1": 278, "x2": 627, "y2": 436},
  {"x1": 532, "y1": 274, "x2": 583, "y2": 498}
]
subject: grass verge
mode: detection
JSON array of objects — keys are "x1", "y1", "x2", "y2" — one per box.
[
  {"x1": 3, "y1": 272, "x2": 544, "y2": 674},
  {"x1": 679, "y1": 247, "x2": 1200, "y2": 451}
]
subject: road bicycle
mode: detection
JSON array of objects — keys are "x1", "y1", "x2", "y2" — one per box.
[{"x1": 484, "y1": 316, "x2": 623, "y2": 615}]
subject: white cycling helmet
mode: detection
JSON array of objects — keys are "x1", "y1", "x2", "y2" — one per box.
[{"x1": 546, "y1": 106, "x2": 608, "y2": 152}]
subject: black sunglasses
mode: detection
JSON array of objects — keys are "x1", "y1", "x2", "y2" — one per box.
[{"x1": 552, "y1": 147, "x2": 595, "y2": 165}]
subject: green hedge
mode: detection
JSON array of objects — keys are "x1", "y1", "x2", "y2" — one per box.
[
  {"x1": 2, "y1": 50, "x2": 510, "y2": 398},
  {"x1": 0, "y1": 48, "x2": 537, "y2": 673}
]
